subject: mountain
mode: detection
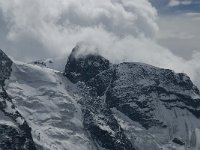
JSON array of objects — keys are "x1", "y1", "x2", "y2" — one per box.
[
  {"x1": 0, "y1": 49, "x2": 36, "y2": 150},
  {"x1": 0, "y1": 46, "x2": 200, "y2": 150},
  {"x1": 64, "y1": 46, "x2": 200, "y2": 150}
]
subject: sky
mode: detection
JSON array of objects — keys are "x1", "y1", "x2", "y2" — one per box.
[
  {"x1": 150, "y1": 0, "x2": 200, "y2": 59},
  {"x1": 0, "y1": 0, "x2": 200, "y2": 88}
]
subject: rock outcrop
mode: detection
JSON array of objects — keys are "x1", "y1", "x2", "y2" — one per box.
[{"x1": 65, "y1": 46, "x2": 200, "y2": 150}]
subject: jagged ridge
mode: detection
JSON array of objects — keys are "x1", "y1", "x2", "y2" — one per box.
[{"x1": 65, "y1": 46, "x2": 200, "y2": 150}]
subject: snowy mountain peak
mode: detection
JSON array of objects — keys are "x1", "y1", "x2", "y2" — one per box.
[
  {"x1": 64, "y1": 45, "x2": 110, "y2": 83},
  {"x1": 1, "y1": 47, "x2": 200, "y2": 150},
  {"x1": 64, "y1": 47, "x2": 200, "y2": 149}
]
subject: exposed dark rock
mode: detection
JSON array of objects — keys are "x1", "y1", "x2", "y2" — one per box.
[
  {"x1": 172, "y1": 137, "x2": 185, "y2": 145},
  {"x1": 33, "y1": 61, "x2": 47, "y2": 67},
  {"x1": 0, "y1": 124, "x2": 35, "y2": 150},
  {"x1": 87, "y1": 68, "x2": 115, "y2": 96},
  {"x1": 0, "y1": 49, "x2": 13, "y2": 85},
  {"x1": 64, "y1": 45, "x2": 110, "y2": 83},
  {"x1": 79, "y1": 83, "x2": 135, "y2": 150},
  {"x1": 88, "y1": 62, "x2": 200, "y2": 128},
  {"x1": 65, "y1": 46, "x2": 200, "y2": 149}
]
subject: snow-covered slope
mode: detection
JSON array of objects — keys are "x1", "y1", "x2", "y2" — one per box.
[
  {"x1": 0, "y1": 49, "x2": 36, "y2": 150},
  {"x1": 31, "y1": 55, "x2": 67, "y2": 72},
  {"x1": 5, "y1": 62, "x2": 96, "y2": 150}
]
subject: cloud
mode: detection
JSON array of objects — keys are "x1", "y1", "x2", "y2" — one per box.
[
  {"x1": 168, "y1": 0, "x2": 192, "y2": 7},
  {"x1": 0, "y1": 0, "x2": 158, "y2": 59},
  {"x1": 156, "y1": 13, "x2": 200, "y2": 59},
  {"x1": 0, "y1": 0, "x2": 200, "y2": 89}
]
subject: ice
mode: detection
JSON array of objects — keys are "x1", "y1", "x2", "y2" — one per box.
[
  {"x1": 0, "y1": 110, "x2": 17, "y2": 128},
  {"x1": 5, "y1": 62, "x2": 96, "y2": 150},
  {"x1": 4, "y1": 100, "x2": 16, "y2": 114},
  {"x1": 16, "y1": 117, "x2": 25, "y2": 125}
]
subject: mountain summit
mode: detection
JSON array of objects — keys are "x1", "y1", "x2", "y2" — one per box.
[
  {"x1": 65, "y1": 46, "x2": 200, "y2": 150},
  {"x1": 0, "y1": 46, "x2": 200, "y2": 150},
  {"x1": 64, "y1": 45, "x2": 110, "y2": 83}
]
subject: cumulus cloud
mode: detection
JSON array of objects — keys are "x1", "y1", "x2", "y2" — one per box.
[
  {"x1": 0, "y1": 0, "x2": 200, "y2": 88},
  {"x1": 0, "y1": 0, "x2": 158, "y2": 57}
]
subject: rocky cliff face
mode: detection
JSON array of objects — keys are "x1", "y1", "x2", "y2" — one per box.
[
  {"x1": 64, "y1": 45, "x2": 110, "y2": 83},
  {"x1": 65, "y1": 46, "x2": 200, "y2": 150},
  {"x1": 0, "y1": 49, "x2": 12, "y2": 85},
  {"x1": 0, "y1": 49, "x2": 36, "y2": 150}
]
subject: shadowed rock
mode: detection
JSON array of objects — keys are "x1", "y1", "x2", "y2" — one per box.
[
  {"x1": 65, "y1": 46, "x2": 200, "y2": 150},
  {"x1": 64, "y1": 45, "x2": 110, "y2": 83}
]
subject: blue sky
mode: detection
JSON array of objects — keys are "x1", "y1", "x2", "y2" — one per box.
[
  {"x1": 149, "y1": 0, "x2": 200, "y2": 88},
  {"x1": 148, "y1": 0, "x2": 200, "y2": 60},
  {"x1": 150, "y1": 0, "x2": 200, "y2": 14}
]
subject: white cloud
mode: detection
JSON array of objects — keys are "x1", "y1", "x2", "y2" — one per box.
[
  {"x1": 0, "y1": 0, "x2": 158, "y2": 55},
  {"x1": 156, "y1": 13, "x2": 200, "y2": 59},
  {"x1": 0, "y1": 0, "x2": 200, "y2": 88},
  {"x1": 169, "y1": 0, "x2": 181, "y2": 6},
  {"x1": 168, "y1": 0, "x2": 192, "y2": 7}
]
